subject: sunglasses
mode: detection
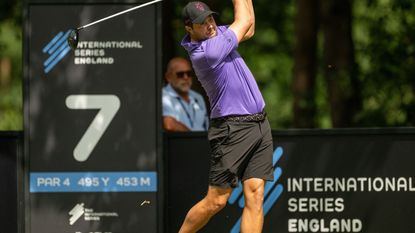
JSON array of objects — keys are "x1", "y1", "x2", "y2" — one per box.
[{"x1": 176, "y1": 70, "x2": 194, "y2": 78}]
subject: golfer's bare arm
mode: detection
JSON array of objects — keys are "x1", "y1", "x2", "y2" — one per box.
[
  {"x1": 163, "y1": 116, "x2": 191, "y2": 132},
  {"x1": 229, "y1": 0, "x2": 255, "y2": 43},
  {"x1": 243, "y1": 0, "x2": 255, "y2": 40}
]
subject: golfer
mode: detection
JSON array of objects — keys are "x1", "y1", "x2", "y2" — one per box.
[{"x1": 179, "y1": 1, "x2": 274, "y2": 232}]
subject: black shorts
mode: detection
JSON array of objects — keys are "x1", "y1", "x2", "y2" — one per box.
[{"x1": 207, "y1": 117, "x2": 274, "y2": 188}]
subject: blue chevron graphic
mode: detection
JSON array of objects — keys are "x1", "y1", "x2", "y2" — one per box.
[
  {"x1": 228, "y1": 146, "x2": 284, "y2": 233},
  {"x1": 42, "y1": 30, "x2": 72, "y2": 74}
]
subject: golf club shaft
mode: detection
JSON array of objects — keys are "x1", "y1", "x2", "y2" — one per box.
[{"x1": 77, "y1": 0, "x2": 162, "y2": 30}]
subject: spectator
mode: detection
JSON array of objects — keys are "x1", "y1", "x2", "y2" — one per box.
[{"x1": 162, "y1": 57, "x2": 208, "y2": 131}]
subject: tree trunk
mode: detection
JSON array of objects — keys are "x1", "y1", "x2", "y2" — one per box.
[
  {"x1": 0, "y1": 58, "x2": 12, "y2": 87},
  {"x1": 321, "y1": 0, "x2": 361, "y2": 127},
  {"x1": 292, "y1": 0, "x2": 319, "y2": 128}
]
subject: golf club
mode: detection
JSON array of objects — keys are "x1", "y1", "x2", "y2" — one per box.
[{"x1": 67, "y1": 0, "x2": 162, "y2": 50}]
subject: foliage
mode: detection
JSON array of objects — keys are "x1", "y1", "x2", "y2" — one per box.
[
  {"x1": 353, "y1": 0, "x2": 415, "y2": 126},
  {"x1": 1, "y1": 0, "x2": 415, "y2": 130},
  {"x1": 0, "y1": 6, "x2": 22, "y2": 131}
]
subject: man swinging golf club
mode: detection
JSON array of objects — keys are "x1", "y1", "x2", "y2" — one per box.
[{"x1": 179, "y1": 1, "x2": 274, "y2": 232}]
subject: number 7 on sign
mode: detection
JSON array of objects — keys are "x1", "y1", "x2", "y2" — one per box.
[{"x1": 66, "y1": 95, "x2": 120, "y2": 162}]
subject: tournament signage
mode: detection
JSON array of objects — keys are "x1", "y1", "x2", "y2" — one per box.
[
  {"x1": 25, "y1": 2, "x2": 160, "y2": 233},
  {"x1": 165, "y1": 130, "x2": 415, "y2": 233},
  {"x1": 274, "y1": 131, "x2": 415, "y2": 233}
]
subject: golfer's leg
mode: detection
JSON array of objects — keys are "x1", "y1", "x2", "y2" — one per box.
[
  {"x1": 241, "y1": 178, "x2": 265, "y2": 233},
  {"x1": 179, "y1": 186, "x2": 233, "y2": 233}
]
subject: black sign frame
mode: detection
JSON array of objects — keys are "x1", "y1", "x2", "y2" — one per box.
[{"x1": 23, "y1": 0, "x2": 163, "y2": 232}]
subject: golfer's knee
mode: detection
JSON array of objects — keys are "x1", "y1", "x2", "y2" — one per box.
[
  {"x1": 206, "y1": 196, "x2": 228, "y2": 214},
  {"x1": 245, "y1": 187, "x2": 264, "y2": 211}
]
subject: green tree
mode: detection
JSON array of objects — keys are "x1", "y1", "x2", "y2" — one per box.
[
  {"x1": 0, "y1": 0, "x2": 22, "y2": 131},
  {"x1": 353, "y1": 0, "x2": 415, "y2": 126},
  {"x1": 2, "y1": 0, "x2": 415, "y2": 130}
]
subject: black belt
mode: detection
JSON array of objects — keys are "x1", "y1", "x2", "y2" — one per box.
[{"x1": 212, "y1": 111, "x2": 267, "y2": 123}]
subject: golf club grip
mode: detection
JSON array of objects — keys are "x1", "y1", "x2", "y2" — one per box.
[{"x1": 79, "y1": 0, "x2": 162, "y2": 30}]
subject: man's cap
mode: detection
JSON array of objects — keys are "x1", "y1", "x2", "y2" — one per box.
[{"x1": 182, "y1": 1, "x2": 218, "y2": 24}]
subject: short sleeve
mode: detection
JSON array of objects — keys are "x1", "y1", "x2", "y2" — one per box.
[
  {"x1": 162, "y1": 93, "x2": 179, "y2": 119},
  {"x1": 204, "y1": 26, "x2": 238, "y2": 68}
]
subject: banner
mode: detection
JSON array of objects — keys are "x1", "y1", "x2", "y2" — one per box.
[
  {"x1": 25, "y1": 3, "x2": 160, "y2": 233},
  {"x1": 0, "y1": 132, "x2": 20, "y2": 233},
  {"x1": 165, "y1": 130, "x2": 415, "y2": 233}
]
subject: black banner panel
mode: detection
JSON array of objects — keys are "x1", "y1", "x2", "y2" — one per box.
[
  {"x1": 26, "y1": 3, "x2": 159, "y2": 233},
  {"x1": 165, "y1": 131, "x2": 415, "y2": 233},
  {"x1": 0, "y1": 133, "x2": 21, "y2": 233}
]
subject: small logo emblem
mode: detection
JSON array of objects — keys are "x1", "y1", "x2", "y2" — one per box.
[
  {"x1": 195, "y1": 2, "x2": 205, "y2": 11},
  {"x1": 69, "y1": 203, "x2": 85, "y2": 225},
  {"x1": 42, "y1": 30, "x2": 72, "y2": 74}
]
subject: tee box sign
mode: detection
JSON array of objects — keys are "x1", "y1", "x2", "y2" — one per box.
[{"x1": 25, "y1": 2, "x2": 160, "y2": 233}]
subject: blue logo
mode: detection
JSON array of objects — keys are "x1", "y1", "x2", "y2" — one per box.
[
  {"x1": 42, "y1": 30, "x2": 72, "y2": 74},
  {"x1": 228, "y1": 146, "x2": 284, "y2": 233}
]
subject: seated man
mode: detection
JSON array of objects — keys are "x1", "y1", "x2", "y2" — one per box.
[{"x1": 162, "y1": 57, "x2": 208, "y2": 131}]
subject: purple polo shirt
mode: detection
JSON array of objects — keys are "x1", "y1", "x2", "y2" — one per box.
[{"x1": 181, "y1": 25, "x2": 265, "y2": 119}]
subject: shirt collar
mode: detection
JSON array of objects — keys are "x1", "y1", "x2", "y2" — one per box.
[
  {"x1": 165, "y1": 84, "x2": 179, "y2": 98},
  {"x1": 165, "y1": 84, "x2": 197, "y2": 103}
]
